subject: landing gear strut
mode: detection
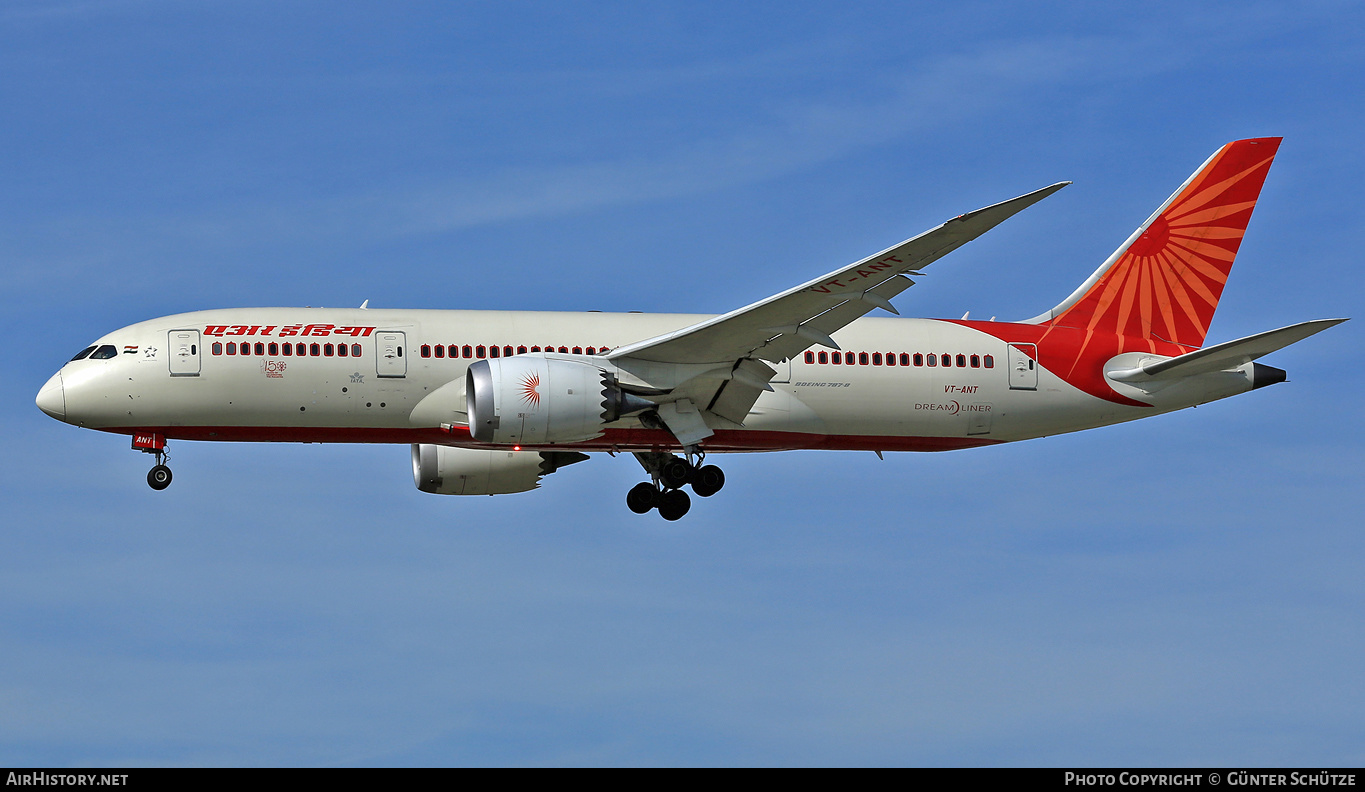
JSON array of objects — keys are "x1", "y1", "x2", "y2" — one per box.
[
  {"x1": 133, "y1": 433, "x2": 173, "y2": 491},
  {"x1": 627, "y1": 449, "x2": 725, "y2": 520}
]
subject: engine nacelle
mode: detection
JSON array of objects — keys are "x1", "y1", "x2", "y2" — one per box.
[
  {"x1": 466, "y1": 355, "x2": 651, "y2": 445},
  {"x1": 411, "y1": 444, "x2": 587, "y2": 496}
]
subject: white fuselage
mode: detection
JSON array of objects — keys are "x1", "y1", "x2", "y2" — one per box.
[{"x1": 40, "y1": 307, "x2": 1260, "y2": 454}]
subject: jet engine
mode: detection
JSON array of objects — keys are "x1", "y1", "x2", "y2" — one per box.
[
  {"x1": 466, "y1": 356, "x2": 652, "y2": 445},
  {"x1": 411, "y1": 444, "x2": 588, "y2": 496}
]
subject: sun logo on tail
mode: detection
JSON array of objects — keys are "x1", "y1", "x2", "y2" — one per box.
[
  {"x1": 520, "y1": 372, "x2": 541, "y2": 407},
  {"x1": 1050, "y1": 137, "x2": 1280, "y2": 358}
]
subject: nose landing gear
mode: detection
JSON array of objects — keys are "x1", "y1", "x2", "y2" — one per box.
[
  {"x1": 147, "y1": 460, "x2": 173, "y2": 490},
  {"x1": 133, "y1": 433, "x2": 173, "y2": 491},
  {"x1": 628, "y1": 450, "x2": 725, "y2": 520}
]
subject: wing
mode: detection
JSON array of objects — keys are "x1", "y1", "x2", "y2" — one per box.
[
  {"x1": 607, "y1": 182, "x2": 1069, "y2": 366},
  {"x1": 606, "y1": 182, "x2": 1068, "y2": 429}
]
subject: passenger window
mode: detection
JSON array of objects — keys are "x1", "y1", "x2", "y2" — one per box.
[
  {"x1": 212, "y1": 342, "x2": 223, "y2": 355},
  {"x1": 872, "y1": 353, "x2": 882, "y2": 365},
  {"x1": 831, "y1": 351, "x2": 841, "y2": 364},
  {"x1": 885, "y1": 352, "x2": 895, "y2": 366},
  {"x1": 435, "y1": 345, "x2": 444, "y2": 358},
  {"x1": 927, "y1": 354, "x2": 936, "y2": 367},
  {"x1": 941, "y1": 354, "x2": 952, "y2": 367},
  {"x1": 253, "y1": 343, "x2": 262, "y2": 355},
  {"x1": 558, "y1": 347, "x2": 568, "y2": 353},
  {"x1": 352, "y1": 344, "x2": 362, "y2": 356},
  {"x1": 572, "y1": 347, "x2": 582, "y2": 355},
  {"x1": 421, "y1": 345, "x2": 431, "y2": 358},
  {"x1": 970, "y1": 355, "x2": 980, "y2": 368},
  {"x1": 984, "y1": 355, "x2": 994, "y2": 368},
  {"x1": 913, "y1": 353, "x2": 922, "y2": 366},
  {"x1": 519, "y1": 346, "x2": 529, "y2": 355},
  {"x1": 957, "y1": 354, "x2": 966, "y2": 367},
  {"x1": 70, "y1": 346, "x2": 97, "y2": 361},
  {"x1": 448, "y1": 345, "x2": 457, "y2": 358},
  {"x1": 858, "y1": 352, "x2": 868, "y2": 365},
  {"x1": 585, "y1": 347, "x2": 595, "y2": 356},
  {"x1": 531, "y1": 346, "x2": 541, "y2": 353},
  {"x1": 227, "y1": 342, "x2": 237, "y2": 355},
  {"x1": 310, "y1": 343, "x2": 321, "y2": 356},
  {"x1": 337, "y1": 343, "x2": 347, "y2": 357},
  {"x1": 505, "y1": 346, "x2": 514, "y2": 357},
  {"x1": 599, "y1": 347, "x2": 610, "y2": 353},
  {"x1": 282, "y1": 343, "x2": 292, "y2": 356},
  {"x1": 324, "y1": 344, "x2": 334, "y2": 356},
  {"x1": 490, "y1": 346, "x2": 500, "y2": 358},
  {"x1": 804, "y1": 351, "x2": 815, "y2": 364},
  {"x1": 463, "y1": 345, "x2": 473, "y2": 358},
  {"x1": 901, "y1": 353, "x2": 911, "y2": 366},
  {"x1": 476, "y1": 345, "x2": 486, "y2": 358},
  {"x1": 269, "y1": 343, "x2": 279, "y2": 356},
  {"x1": 818, "y1": 351, "x2": 828, "y2": 364}
]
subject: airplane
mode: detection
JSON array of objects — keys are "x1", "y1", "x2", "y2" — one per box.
[{"x1": 35, "y1": 137, "x2": 1345, "y2": 520}]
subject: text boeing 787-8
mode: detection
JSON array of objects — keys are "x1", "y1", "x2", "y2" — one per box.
[{"x1": 36, "y1": 138, "x2": 1344, "y2": 520}]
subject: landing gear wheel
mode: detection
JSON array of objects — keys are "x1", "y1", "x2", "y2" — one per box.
[
  {"x1": 657, "y1": 489, "x2": 691, "y2": 521},
  {"x1": 626, "y1": 482, "x2": 659, "y2": 514},
  {"x1": 660, "y1": 457, "x2": 693, "y2": 490},
  {"x1": 147, "y1": 464, "x2": 173, "y2": 491},
  {"x1": 691, "y1": 465, "x2": 725, "y2": 497}
]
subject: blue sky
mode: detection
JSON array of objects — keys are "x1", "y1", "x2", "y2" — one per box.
[{"x1": 2, "y1": 0, "x2": 1362, "y2": 766}]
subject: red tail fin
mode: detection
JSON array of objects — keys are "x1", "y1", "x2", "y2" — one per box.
[{"x1": 1040, "y1": 137, "x2": 1281, "y2": 349}]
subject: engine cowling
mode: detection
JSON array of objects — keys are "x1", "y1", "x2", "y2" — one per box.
[
  {"x1": 466, "y1": 355, "x2": 651, "y2": 445},
  {"x1": 411, "y1": 444, "x2": 588, "y2": 496}
]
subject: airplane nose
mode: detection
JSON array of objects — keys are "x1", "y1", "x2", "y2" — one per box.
[{"x1": 36, "y1": 372, "x2": 65, "y2": 420}]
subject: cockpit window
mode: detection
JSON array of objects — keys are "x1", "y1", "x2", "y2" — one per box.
[
  {"x1": 89, "y1": 345, "x2": 118, "y2": 360},
  {"x1": 70, "y1": 346, "x2": 97, "y2": 361}
]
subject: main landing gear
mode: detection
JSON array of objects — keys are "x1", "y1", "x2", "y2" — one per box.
[
  {"x1": 133, "y1": 433, "x2": 173, "y2": 491},
  {"x1": 628, "y1": 450, "x2": 725, "y2": 521}
]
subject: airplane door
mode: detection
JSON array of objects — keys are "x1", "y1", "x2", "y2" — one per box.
[
  {"x1": 376, "y1": 331, "x2": 407, "y2": 378},
  {"x1": 1008, "y1": 343, "x2": 1037, "y2": 390},
  {"x1": 168, "y1": 330, "x2": 201, "y2": 377},
  {"x1": 770, "y1": 358, "x2": 791, "y2": 384}
]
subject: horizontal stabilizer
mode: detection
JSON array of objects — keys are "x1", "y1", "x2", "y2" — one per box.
[{"x1": 1108, "y1": 319, "x2": 1347, "y2": 382}]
